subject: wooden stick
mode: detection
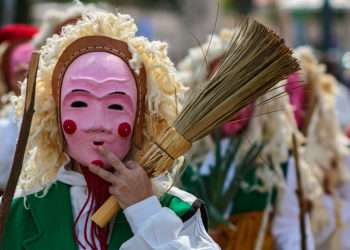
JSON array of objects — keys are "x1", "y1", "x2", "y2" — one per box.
[
  {"x1": 91, "y1": 196, "x2": 119, "y2": 228},
  {"x1": 0, "y1": 52, "x2": 40, "y2": 243},
  {"x1": 292, "y1": 134, "x2": 307, "y2": 250}
]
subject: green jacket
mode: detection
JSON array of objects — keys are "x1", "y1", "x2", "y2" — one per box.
[
  {"x1": 231, "y1": 161, "x2": 289, "y2": 214},
  {"x1": 1, "y1": 181, "x2": 205, "y2": 250},
  {"x1": 181, "y1": 161, "x2": 289, "y2": 215}
]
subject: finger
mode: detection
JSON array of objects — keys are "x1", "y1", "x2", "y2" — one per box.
[
  {"x1": 108, "y1": 181, "x2": 128, "y2": 196},
  {"x1": 108, "y1": 181, "x2": 126, "y2": 195},
  {"x1": 97, "y1": 146, "x2": 125, "y2": 173},
  {"x1": 125, "y1": 161, "x2": 139, "y2": 170},
  {"x1": 88, "y1": 164, "x2": 116, "y2": 184},
  {"x1": 109, "y1": 186, "x2": 127, "y2": 208},
  {"x1": 108, "y1": 186, "x2": 120, "y2": 196}
]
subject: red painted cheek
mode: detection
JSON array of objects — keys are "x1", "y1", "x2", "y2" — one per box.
[
  {"x1": 63, "y1": 119, "x2": 77, "y2": 135},
  {"x1": 118, "y1": 122, "x2": 131, "y2": 138}
]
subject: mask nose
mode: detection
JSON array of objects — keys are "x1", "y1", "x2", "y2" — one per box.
[
  {"x1": 83, "y1": 105, "x2": 113, "y2": 134},
  {"x1": 86, "y1": 125, "x2": 112, "y2": 134}
]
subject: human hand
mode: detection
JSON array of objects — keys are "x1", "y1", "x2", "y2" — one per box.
[{"x1": 88, "y1": 146, "x2": 153, "y2": 209}]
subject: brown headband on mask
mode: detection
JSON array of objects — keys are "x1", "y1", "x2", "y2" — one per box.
[{"x1": 51, "y1": 36, "x2": 147, "y2": 149}]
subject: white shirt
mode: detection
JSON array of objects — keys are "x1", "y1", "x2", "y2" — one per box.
[
  {"x1": 272, "y1": 159, "x2": 315, "y2": 250},
  {"x1": 314, "y1": 155, "x2": 350, "y2": 250},
  {"x1": 0, "y1": 108, "x2": 19, "y2": 189},
  {"x1": 57, "y1": 167, "x2": 220, "y2": 250}
]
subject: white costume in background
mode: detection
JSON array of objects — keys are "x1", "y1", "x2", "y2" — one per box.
[
  {"x1": 272, "y1": 159, "x2": 315, "y2": 250},
  {"x1": 201, "y1": 139, "x2": 315, "y2": 250},
  {"x1": 314, "y1": 155, "x2": 350, "y2": 250},
  {"x1": 0, "y1": 108, "x2": 19, "y2": 189},
  {"x1": 335, "y1": 83, "x2": 350, "y2": 129},
  {"x1": 57, "y1": 166, "x2": 220, "y2": 250}
]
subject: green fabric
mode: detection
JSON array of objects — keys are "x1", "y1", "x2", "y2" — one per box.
[
  {"x1": 161, "y1": 193, "x2": 192, "y2": 218},
  {"x1": 231, "y1": 162, "x2": 289, "y2": 215},
  {"x1": 0, "y1": 181, "x2": 194, "y2": 250},
  {"x1": 180, "y1": 164, "x2": 206, "y2": 200}
]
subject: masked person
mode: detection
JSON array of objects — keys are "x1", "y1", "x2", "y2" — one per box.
[
  {"x1": 1, "y1": 9, "x2": 219, "y2": 250},
  {"x1": 0, "y1": 24, "x2": 38, "y2": 97},
  {"x1": 178, "y1": 29, "x2": 315, "y2": 250},
  {"x1": 291, "y1": 47, "x2": 350, "y2": 250},
  {"x1": 0, "y1": 3, "x2": 102, "y2": 194},
  {"x1": 0, "y1": 24, "x2": 38, "y2": 192}
]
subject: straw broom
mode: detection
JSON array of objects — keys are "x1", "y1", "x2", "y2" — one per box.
[{"x1": 92, "y1": 18, "x2": 300, "y2": 228}]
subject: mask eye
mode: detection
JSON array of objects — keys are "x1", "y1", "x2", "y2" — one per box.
[
  {"x1": 108, "y1": 104, "x2": 123, "y2": 111},
  {"x1": 71, "y1": 101, "x2": 88, "y2": 108}
]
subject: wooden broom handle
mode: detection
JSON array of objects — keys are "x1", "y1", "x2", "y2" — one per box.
[{"x1": 91, "y1": 196, "x2": 120, "y2": 227}]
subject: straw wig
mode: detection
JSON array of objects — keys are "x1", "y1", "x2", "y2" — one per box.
[
  {"x1": 295, "y1": 47, "x2": 350, "y2": 184},
  {"x1": 178, "y1": 28, "x2": 237, "y2": 89},
  {"x1": 31, "y1": 2, "x2": 101, "y2": 49},
  {"x1": 16, "y1": 10, "x2": 185, "y2": 193}
]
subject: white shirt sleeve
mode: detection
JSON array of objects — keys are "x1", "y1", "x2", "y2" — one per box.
[
  {"x1": 272, "y1": 159, "x2": 315, "y2": 250},
  {"x1": 314, "y1": 170, "x2": 350, "y2": 248},
  {"x1": 121, "y1": 196, "x2": 220, "y2": 250},
  {"x1": 0, "y1": 113, "x2": 19, "y2": 190},
  {"x1": 339, "y1": 180, "x2": 350, "y2": 248}
]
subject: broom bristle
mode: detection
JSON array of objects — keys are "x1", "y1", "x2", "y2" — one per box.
[{"x1": 173, "y1": 18, "x2": 300, "y2": 141}]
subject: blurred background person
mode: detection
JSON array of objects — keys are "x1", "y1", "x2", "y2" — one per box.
[{"x1": 0, "y1": 23, "x2": 38, "y2": 193}]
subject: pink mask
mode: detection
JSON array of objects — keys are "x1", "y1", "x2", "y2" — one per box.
[
  {"x1": 221, "y1": 104, "x2": 254, "y2": 137},
  {"x1": 9, "y1": 42, "x2": 33, "y2": 92},
  {"x1": 60, "y1": 52, "x2": 137, "y2": 168},
  {"x1": 285, "y1": 73, "x2": 305, "y2": 129}
]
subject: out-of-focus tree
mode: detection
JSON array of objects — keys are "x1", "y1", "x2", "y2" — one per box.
[
  {"x1": 54, "y1": 0, "x2": 182, "y2": 11},
  {"x1": 0, "y1": 0, "x2": 32, "y2": 25},
  {"x1": 15, "y1": 0, "x2": 31, "y2": 23},
  {"x1": 224, "y1": 0, "x2": 254, "y2": 14},
  {"x1": 124, "y1": 0, "x2": 181, "y2": 11}
]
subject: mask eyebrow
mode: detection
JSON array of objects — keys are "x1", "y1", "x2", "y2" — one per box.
[
  {"x1": 109, "y1": 91, "x2": 126, "y2": 96},
  {"x1": 71, "y1": 89, "x2": 89, "y2": 93}
]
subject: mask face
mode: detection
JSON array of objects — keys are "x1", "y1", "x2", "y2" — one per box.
[
  {"x1": 221, "y1": 104, "x2": 254, "y2": 137},
  {"x1": 60, "y1": 52, "x2": 137, "y2": 168},
  {"x1": 286, "y1": 73, "x2": 305, "y2": 129},
  {"x1": 9, "y1": 42, "x2": 33, "y2": 93}
]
